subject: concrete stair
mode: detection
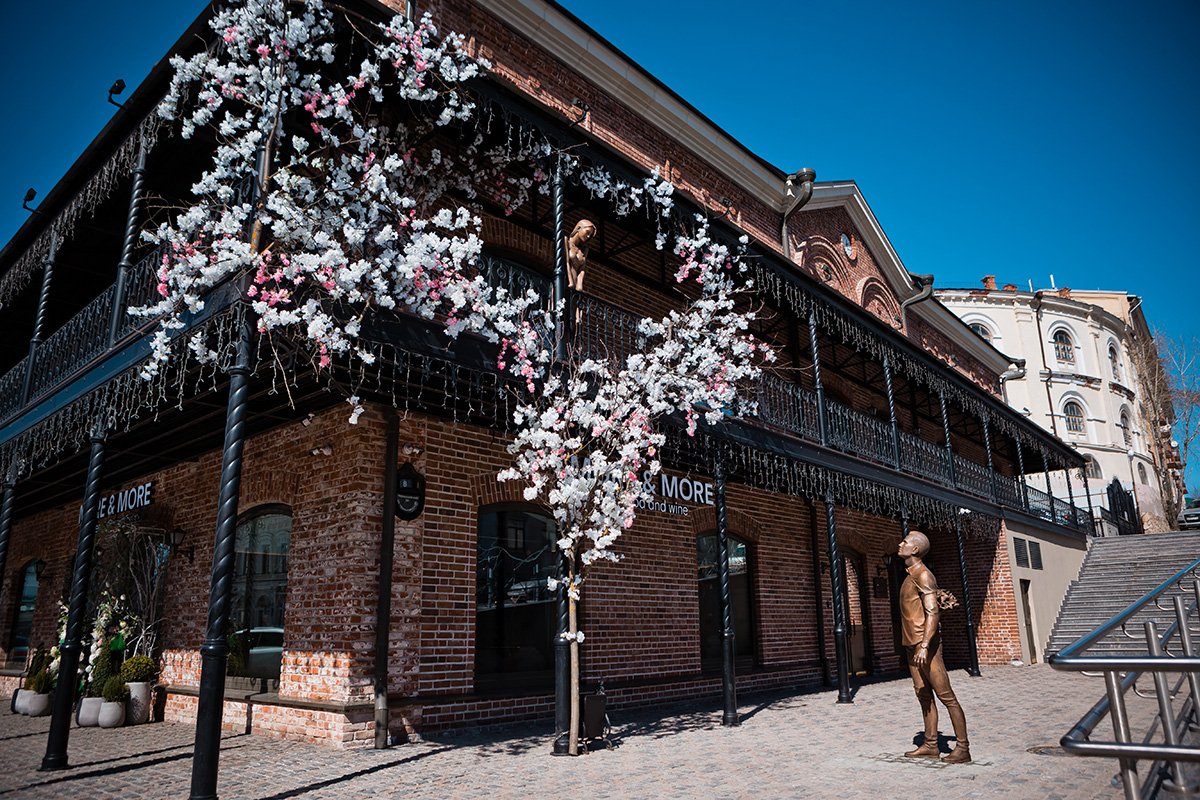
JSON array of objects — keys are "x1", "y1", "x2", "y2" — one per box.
[{"x1": 1046, "y1": 531, "x2": 1200, "y2": 657}]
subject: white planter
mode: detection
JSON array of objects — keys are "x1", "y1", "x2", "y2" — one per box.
[
  {"x1": 25, "y1": 692, "x2": 52, "y2": 717},
  {"x1": 98, "y1": 701, "x2": 125, "y2": 728},
  {"x1": 14, "y1": 689, "x2": 30, "y2": 715},
  {"x1": 125, "y1": 682, "x2": 151, "y2": 725},
  {"x1": 11, "y1": 689, "x2": 24, "y2": 714},
  {"x1": 77, "y1": 697, "x2": 103, "y2": 727}
]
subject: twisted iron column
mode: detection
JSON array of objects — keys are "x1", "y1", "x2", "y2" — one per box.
[
  {"x1": 551, "y1": 155, "x2": 571, "y2": 756},
  {"x1": 22, "y1": 234, "x2": 58, "y2": 405},
  {"x1": 882, "y1": 353, "x2": 901, "y2": 469},
  {"x1": 824, "y1": 489, "x2": 852, "y2": 703},
  {"x1": 189, "y1": 305, "x2": 255, "y2": 800},
  {"x1": 713, "y1": 458, "x2": 739, "y2": 726},
  {"x1": 953, "y1": 515, "x2": 982, "y2": 677},
  {"x1": 109, "y1": 142, "x2": 148, "y2": 347},
  {"x1": 0, "y1": 465, "x2": 17, "y2": 604},
  {"x1": 374, "y1": 415, "x2": 399, "y2": 749},
  {"x1": 1082, "y1": 466, "x2": 1097, "y2": 536},
  {"x1": 1015, "y1": 434, "x2": 1030, "y2": 512},
  {"x1": 981, "y1": 412, "x2": 998, "y2": 503},
  {"x1": 41, "y1": 426, "x2": 106, "y2": 770},
  {"x1": 1043, "y1": 451, "x2": 1057, "y2": 522},
  {"x1": 808, "y1": 308, "x2": 829, "y2": 448},
  {"x1": 937, "y1": 390, "x2": 956, "y2": 488}
]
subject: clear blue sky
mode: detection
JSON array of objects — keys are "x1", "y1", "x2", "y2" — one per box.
[{"x1": 2, "y1": 0, "x2": 1197, "y2": 489}]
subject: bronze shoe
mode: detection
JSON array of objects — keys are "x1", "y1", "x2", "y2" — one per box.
[
  {"x1": 904, "y1": 740, "x2": 940, "y2": 758},
  {"x1": 940, "y1": 745, "x2": 971, "y2": 764}
]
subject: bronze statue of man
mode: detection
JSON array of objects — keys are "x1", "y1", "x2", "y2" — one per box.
[{"x1": 898, "y1": 529, "x2": 971, "y2": 763}]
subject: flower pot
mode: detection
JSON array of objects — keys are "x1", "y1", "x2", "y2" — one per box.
[
  {"x1": 10, "y1": 689, "x2": 23, "y2": 714},
  {"x1": 77, "y1": 697, "x2": 103, "y2": 727},
  {"x1": 125, "y1": 682, "x2": 151, "y2": 725},
  {"x1": 13, "y1": 689, "x2": 30, "y2": 715},
  {"x1": 98, "y1": 700, "x2": 125, "y2": 728},
  {"x1": 25, "y1": 692, "x2": 52, "y2": 717}
]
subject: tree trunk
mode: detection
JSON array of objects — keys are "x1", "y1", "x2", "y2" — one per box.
[{"x1": 568, "y1": 594, "x2": 580, "y2": 756}]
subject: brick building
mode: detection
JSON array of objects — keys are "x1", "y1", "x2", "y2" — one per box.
[{"x1": 0, "y1": 0, "x2": 1091, "y2": 752}]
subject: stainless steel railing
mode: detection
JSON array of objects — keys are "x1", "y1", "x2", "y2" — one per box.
[{"x1": 1048, "y1": 561, "x2": 1200, "y2": 800}]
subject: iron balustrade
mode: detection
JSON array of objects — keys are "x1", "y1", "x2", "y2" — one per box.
[
  {"x1": 996, "y1": 473, "x2": 1026, "y2": 511},
  {"x1": 953, "y1": 452, "x2": 993, "y2": 498},
  {"x1": 826, "y1": 398, "x2": 894, "y2": 465},
  {"x1": 0, "y1": 358, "x2": 27, "y2": 421},
  {"x1": 116, "y1": 244, "x2": 168, "y2": 339},
  {"x1": 1026, "y1": 483, "x2": 1054, "y2": 522},
  {"x1": 476, "y1": 254, "x2": 550, "y2": 304},
  {"x1": 26, "y1": 286, "x2": 116, "y2": 403},
  {"x1": 1048, "y1": 562, "x2": 1200, "y2": 800},
  {"x1": 897, "y1": 428, "x2": 950, "y2": 484},
  {"x1": 572, "y1": 292, "x2": 645, "y2": 366},
  {"x1": 754, "y1": 372, "x2": 820, "y2": 441}
]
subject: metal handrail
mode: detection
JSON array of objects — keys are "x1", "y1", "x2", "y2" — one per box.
[{"x1": 1048, "y1": 560, "x2": 1200, "y2": 800}]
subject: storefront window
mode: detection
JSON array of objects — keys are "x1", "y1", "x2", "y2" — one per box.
[
  {"x1": 6, "y1": 562, "x2": 39, "y2": 668},
  {"x1": 228, "y1": 505, "x2": 291, "y2": 680},
  {"x1": 476, "y1": 508, "x2": 558, "y2": 686},
  {"x1": 697, "y1": 533, "x2": 755, "y2": 666}
]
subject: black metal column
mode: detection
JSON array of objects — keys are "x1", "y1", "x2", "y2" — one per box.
[
  {"x1": 883, "y1": 353, "x2": 901, "y2": 469},
  {"x1": 713, "y1": 458, "x2": 739, "y2": 726},
  {"x1": 21, "y1": 235, "x2": 58, "y2": 405},
  {"x1": 1043, "y1": 451, "x2": 1057, "y2": 522},
  {"x1": 40, "y1": 425, "x2": 106, "y2": 770},
  {"x1": 1015, "y1": 435, "x2": 1030, "y2": 512},
  {"x1": 374, "y1": 415, "x2": 399, "y2": 749},
  {"x1": 109, "y1": 142, "x2": 148, "y2": 347},
  {"x1": 0, "y1": 465, "x2": 16, "y2": 603},
  {"x1": 1082, "y1": 466, "x2": 1097, "y2": 536},
  {"x1": 1064, "y1": 467, "x2": 1079, "y2": 530},
  {"x1": 953, "y1": 515, "x2": 982, "y2": 677},
  {"x1": 550, "y1": 156, "x2": 571, "y2": 756},
  {"x1": 808, "y1": 308, "x2": 829, "y2": 447},
  {"x1": 824, "y1": 489, "x2": 852, "y2": 703},
  {"x1": 188, "y1": 305, "x2": 255, "y2": 800},
  {"x1": 937, "y1": 390, "x2": 956, "y2": 489},
  {"x1": 982, "y1": 412, "x2": 998, "y2": 503}
]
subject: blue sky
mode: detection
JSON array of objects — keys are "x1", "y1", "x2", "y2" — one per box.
[{"x1": 2, "y1": 1, "x2": 1197, "y2": 488}]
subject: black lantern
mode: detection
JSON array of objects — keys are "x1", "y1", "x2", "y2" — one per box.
[
  {"x1": 33, "y1": 559, "x2": 46, "y2": 579},
  {"x1": 395, "y1": 463, "x2": 426, "y2": 520},
  {"x1": 169, "y1": 527, "x2": 194, "y2": 563}
]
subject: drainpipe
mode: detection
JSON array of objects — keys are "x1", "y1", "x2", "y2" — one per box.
[
  {"x1": 374, "y1": 415, "x2": 399, "y2": 748},
  {"x1": 999, "y1": 359, "x2": 1026, "y2": 406},
  {"x1": 781, "y1": 168, "x2": 816, "y2": 261},
  {"x1": 898, "y1": 272, "x2": 935, "y2": 331},
  {"x1": 1031, "y1": 292, "x2": 1059, "y2": 438}
]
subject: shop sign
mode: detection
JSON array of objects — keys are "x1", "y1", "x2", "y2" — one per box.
[
  {"x1": 635, "y1": 471, "x2": 714, "y2": 516},
  {"x1": 81, "y1": 481, "x2": 156, "y2": 520}
]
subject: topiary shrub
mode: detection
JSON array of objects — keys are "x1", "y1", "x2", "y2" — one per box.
[
  {"x1": 101, "y1": 676, "x2": 129, "y2": 704},
  {"x1": 88, "y1": 648, "x2": 113, "y2": 697},
  {"x1": 31, "y1": 668, "x2": 54, "y2": 695},
  {"x1": 120, "y1": 655, "x2": 158, "y2": 683},
  {"x1": 24, "y1": 646, "x2": 49, "y2": 690}
]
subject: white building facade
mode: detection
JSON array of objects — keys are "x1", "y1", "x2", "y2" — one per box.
[{"x1": 937, "y1": 280, "x2": 1178, "y2": 534}]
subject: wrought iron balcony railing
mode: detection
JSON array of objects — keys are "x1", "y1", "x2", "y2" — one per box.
[
  {"x1": 953, "y1": 452, "x2": 993, "y2": 499},
  {"x1": 898, "y1": 428, "x2": 950, "y2": 484},
  {"x1": 754, "y1": 372, "x2": 819, "y2": 442},
  {"x1": 827, "y1": 397, "x2": 894, "y2": 466}
]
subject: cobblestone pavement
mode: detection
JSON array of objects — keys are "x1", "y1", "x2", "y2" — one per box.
[{"x1": 0, "y1": 665, "x2": 1166, "y2": 800}]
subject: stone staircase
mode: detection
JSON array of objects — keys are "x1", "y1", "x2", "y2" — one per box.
[{"x1": 1046, "y1": 531, "x2": 1200, "y2": 657}]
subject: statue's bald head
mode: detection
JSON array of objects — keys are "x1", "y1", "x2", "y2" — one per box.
[{"x1": 906, "y1": 530, "x2": 931, "y2": 558}]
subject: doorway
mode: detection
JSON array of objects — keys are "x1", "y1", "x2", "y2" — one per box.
[
  {"x1": 842, "y1": 548, "x2": 872, "y2": 676},
  {"x1": 1020, "y1": 579, "x2": 1038, "y2": 664}
]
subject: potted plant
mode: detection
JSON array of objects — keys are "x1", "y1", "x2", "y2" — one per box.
[
  {"x1": 120, "y1": 655, "x2": 158, "y2": 725},
  {"x1": 25, "y1": 665, "x2": 55, "y2": 717},
  {"x1": 77, "y1": 644, "x2": 112, "y2": 727},
  {"x1": 16, "y1": 646, "x2": 50, "y2": 715},
  {"x1": 98, "y1": 676, "x2": 128, "y2": 728}
]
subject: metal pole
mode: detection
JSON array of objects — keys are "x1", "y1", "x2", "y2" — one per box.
[
  {"x1": 1015, "y1": 435, "x2": 1030, "y2": 513},
  {"x1": 808, "y1": 505, "x2": 830, "y2": 686},
  {"x1": 808, "y1": 308, "x2": 829, "y2": 448},
  {"x1": 1083, "y1": 467, "x2": 1098, "y2": 537},
  {"x1": 824, "y1": 488, "x2": 852, "y2": 703},
  {"x1": 1146, "y1": 620, "x2": 1194, "y2": 793},
  {"x1": 1105, "y1": 669, "x2": 1140, "y2": 800},
  {"x1": 374, "y1": 415, "x2": 399, "y2": 749},
  {"x1": 1064, "y1": 467, "x2": 1079, "y2": 531},
  {"x1": 109, "y1": 142, "x2": 148, "y2": 347},
  {"x1": 714, "y1": 458, "x2": 738, "y2": 726},
  {"x1": 937, "y1": 389, "x2": 956, "y2": 489},
  {"x1": 883, "y1": 353, "x2": 901, "y2": 469},
  {"x1": 190, "y1": 138, "x2": 269, "y2": 800},
  {"x1": 981, "y1": 412, "x2": 998, "y2": 503},
  {"x1": 953, "y1": 515, "x2": 982, "y2": 677},
  {"x1": 0, "y1": 466, "x2": 17, "y2": 604},
  {"x1": 40, "y1": 425, "x2": 106, "y2": 770},
  {"x1": 1173, "y1": 592, "x2": 1200, "y2": 735},
  {"x1": 1043, "y1": 453, "x2": 1057, "y2": 524},
  {"x1": 552, "y1": 157, "x2": 567, "y2": 362},
  {"x1": 22, "y1": 235, "x2": 58, "y2": 405}
]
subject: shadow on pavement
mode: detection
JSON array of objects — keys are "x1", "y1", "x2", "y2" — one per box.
[{"x1": 250, "y1": 746, "x2": 452, "y2": 800}]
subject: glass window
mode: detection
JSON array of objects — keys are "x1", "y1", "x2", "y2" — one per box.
[
  {"x1": 1053, "y1": 330, "x2": 1074, "y2": 363},
  {"x1": 1138, "y1": 463, "x2": 1148, "y2": 484},
  {"x1": 1109, "y1": 345, "x2": 1121, "y2": 381},
  {"x1": 229, "y1": 506, "x2": 291, "y2": 681},
  {"x1": 1120, "y1": 411, "x2": 1133, "y2": 447},
  {"x1": 476, "y1": 508, "x2": 558, "y2": 683},
  {"x1": 969, "y1": 323, "x2": 992, "y2": 342},
  {"x1": 1063, "y1": 401, "x2": 1085, "y2": 433},
  {"x1": 1085, "y1": 456, "x2": 1102, "y2": 480},
  {"x1": 6, "y1": 562, "x2": 39, "y2": 668},
  {"x1": 697, "y1": 533, "x2": 755, "y2": 665}
]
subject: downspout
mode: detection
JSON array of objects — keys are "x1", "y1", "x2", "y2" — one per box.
[
  {"x1": 898, "y1": 272, "x2": 935, "y2": 331},
  {"x1": 999, "y1": 359, "x2": 1026, "y2": 406},
  {"x1": 374, "y1": 414, "x2": 399, "y2": 748},
  {"x1": 780, "y1": 168, "x2": 816, "y2": 261},
  {"x1": 1031, "y1": 292, "x2": 1059, "y2": 437}
]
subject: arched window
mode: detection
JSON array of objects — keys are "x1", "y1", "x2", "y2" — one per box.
[
  {"x1": 697, "y1": 533, "x2": 756, "y2": 667},
  {"x1": 6, "y1": 561, "x2": 40, "y2": 668},
  {"x1": 1137, "y1": 463, "x2": 1149, "y2": 484},
  {"x1": 1119, "y1": 410, "x2": 1133, "y2": 447},
  {"x1": 476, "y1": 506, "x2": 558, "y2": 685},
  {"x1": 1084, "y1": 456, "x2": 1102, "y2": 480},
  {"x1": 1109, "y1": 345, "x2": 1121, "y2": 382},
  {"x1": 229, "y1": 504, "x2": 291, "y2": 681},
  {"x1": 1053, "y1": 330, "x2": 1074, "y2": 363},
  {"x1": 969, "y1": 323, "x2": 992, "y2": 343},
  {"x1": 1063, "y1": 401, "x2": 1086, "y2": 434}
]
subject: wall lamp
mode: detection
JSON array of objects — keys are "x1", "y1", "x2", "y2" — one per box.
[
  {"x1": 22, "y1": 188, "x2": 42, "y2": 215},
  {"x1": 567, "y1": 97, "x2": 590, "y2": 127},
  {"x1": 170, "y1": 527, "x2": 194, "y2": 564},
  {"x1": 33, "y1": 559, "x2": 46, "y2": 579},
  {"x1": 107, "y1": 79, "x2": 126, "y2": 108}
]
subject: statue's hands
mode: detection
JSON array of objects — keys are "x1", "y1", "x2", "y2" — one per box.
[{"x1": 913, "y1": 644, "x2": 929, "y2": 667}]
